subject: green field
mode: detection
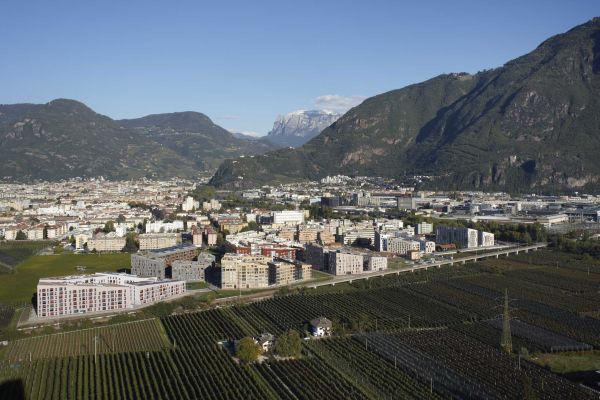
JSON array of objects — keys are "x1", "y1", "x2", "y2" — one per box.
[
  {"x1": 0, "y1": 241, "x2": 53, "y2": 272},
  {"x1": 533, "y1": 351, "x2": 600, "y2": 374},
  {"x1": 0, "y1": 253, "x2": 131, "y2": 303}
]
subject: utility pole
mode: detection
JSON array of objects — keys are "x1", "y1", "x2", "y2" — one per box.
[{"x1": 500, "y1": 289, "x2": 512, "y2": 354}]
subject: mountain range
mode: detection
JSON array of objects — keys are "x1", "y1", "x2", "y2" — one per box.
[
  {"x1": 210, "y1": 18, "x2": 600, "y2": 193},
  {"x1": 0, "y1": 101, "x2": 276, "y2": 181},
  {"x1": 264, "y1": 110, "x2": 341, "y2": 147}
]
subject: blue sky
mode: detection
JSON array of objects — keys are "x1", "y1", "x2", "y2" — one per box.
[{"x1": 1, "y1": 1, "x2": 599, "y2": 136}]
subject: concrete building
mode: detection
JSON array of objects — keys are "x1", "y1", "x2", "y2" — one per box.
[
  {"x1": 366, "y1": 256, "x2": 388, "y2": 272},
  {"x1": 328, "y1": 250, "x2": 364, "y2": 275},
  {"x1": 202, "y1": 199, "x2": 222, "y2": 211},
  {"x1": 397, "y1": 196, "x2": 417, "y2": 211},
  {"x1": 171, "y1": 252, "x2": 214, "y2": 282},
  {"x1": 297, "y1": 227, "x2": 318, "y2": 243},
  {"x1": 273, "y1": 210, "x2": 305, "y2": 226},
  {"x1": 387, "y1": 237, "x2": 421, "y2": 255},
  {"x1": 145, "y1": 221, "x2": 184, "y2": 234},
  {"x1": 436, "y1": 226, "x2": 479, "y2": 249},
  {"x1": 138, "y1": 233, "x2": 179, "y2": 250},
  {"x1": 418, "y1": 240, "x2": 436, "y2": 254},
  {"x1": 220, "y1": 254, "x2": 271, "y2": 289},
  {"x1": 131, "y1": 254, "x2": 167, "y2": 279},
  {"x1": 131, "y1": 245, "x2": 198, "y2": 279},
  {"x1": 268, "y1": 260, "x2": 312, "y2": 286},
  {"x1": 181, "y1": 196, "x2": 199, "y2": 212},
  {"x1": 86, "y1": 232, "x2": 126, "y2": 252},
  {"x1": 304, "y1": 243, "x2": 328, "y2": 271},
  {"x1": 36, "y1": 273, "x2": 185, "y2": 318},
  {"x1": 478, "y1": 231, "x2": 495, "y2": 247},
  {"x1": 416, "y1": 222, "x2": 434, "y2": 235}
]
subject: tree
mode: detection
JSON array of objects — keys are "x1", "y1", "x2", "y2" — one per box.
[
  {"x1": 15, "y1": 230, "x2": 27, "y2": 240},
  {"x1": 43, "y1": 225, "x2": 48, "y2": 239},
  {"x1": 103, "y1": 221, "x2": 115, "y2": 233},
  {"x1": 240, "y1": 221, "x2": 259, "y2": 233},
  {"x1": 274, "y1": 330, "x2": 302, "y2": 358},
  {"x1": 204, "y1": 292, "x2": 216, "y2": 306},
  {"x1": 236, "y1": 337, "x2": 262, "y2": 363},
  {"x1": 122, "y1": 233, "x2": 139, "y2": 253}
]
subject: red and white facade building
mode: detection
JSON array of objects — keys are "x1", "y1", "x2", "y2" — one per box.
[{"x1": 36, "y1": 273, "x2": 185, "y2": 318}]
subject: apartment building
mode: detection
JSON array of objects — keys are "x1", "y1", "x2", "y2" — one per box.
[
  {"x1": 304, "y1": 243, "x2": 328, "y2": 271},
  {"x1": 171, "y1": 252, "x2": 215, "y2": 282},
  {"x1": 478, "y1": 231, "x2": 495, "y2": 247},
  {"x1": 273, "y1": 210, "x2": 305, "y2": 225},
  {"x1": 328, "y1": 250, "x2": 364, "y2": 275},
  {"x1": 387, "y1": 237, "x2": 421, "y2": 255},
  {"x1": 366, "y1": 256, "x2": 388, "y2": 272},
  {"x1": 36, "y1": 273, "x2": 185, "y2": 318},
  {"x1": 86, "y1": 232, "x2": 126, "y2": 252},
  {"x1": 138, "y1": 233, "x2": 179, "y2": 250},
  {"x1": 318, "y1": 230, "x2": 336, "y2": 245},
  {"x1": 436, "y1": 226, "x2": 479, "y2": 248},
  {"x1": 419, "y1": 240, "x2": 436, "y2": 254},
  {"x1": 131, "y1": 245, "x2": 198, "y2": 279},
  {"x1": 297, "y1": 227, "x2": 318, "y2": 243},
  {"x1": 416, "y1": 222, "x2": 434, "y2": 235},
  {"x1": 268, "y1": 260, "x2": 312, "y2": 286},
  {"x1": 221, "y1": 254, "x2": 271, "y2": 289}
]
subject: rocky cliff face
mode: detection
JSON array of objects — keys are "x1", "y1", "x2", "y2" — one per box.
[
  {"x1": 265, "y1": 110, "x2": 340, "y2": 147},
  {"x1": 211, "y1": 18, "x2": 600, "y2": 193}
]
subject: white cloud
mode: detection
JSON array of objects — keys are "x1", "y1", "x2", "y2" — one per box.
[
  {"x1": 228, "y1": 129, "x2": 262, "y2": 138},
  {"x1": 314, "y1": 94, "x2": 366, "y2": 113}
]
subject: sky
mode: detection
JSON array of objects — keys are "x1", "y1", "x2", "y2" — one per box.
[{"x1": 1, "y1": 1, "x2": 599, "y2": 136}]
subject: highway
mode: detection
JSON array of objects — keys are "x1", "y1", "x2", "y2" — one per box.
[{"x1": 305, "y1": 242, "x2": 548, "y2": 289}]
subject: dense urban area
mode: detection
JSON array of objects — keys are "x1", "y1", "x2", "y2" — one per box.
[{"x1": 0, "y1": 176, "x2": 599, "y2": 398}]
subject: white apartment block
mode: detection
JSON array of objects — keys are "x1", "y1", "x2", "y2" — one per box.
[
  {"x1": 328, "y1": 251, "x2": 364, "y2": 275},
  {"x1": 36, "y1": 273, "x2": 185, "y2": 318},
  {"x1": 419, "y1": 240, "x2": 436, "y2": 254},
  {"x1": 202, "y1": 199, "x2": 222, "y2": 211},
  {"x1": 416, "y1": 222, "x2": 434, "y2": 235},
  {"x1": 366, "y1": 256, "x2": 388, "y2": 272},
  {"x1": 181, "y1": 196, "x2": 200, "y2": 212},
  {"x1": 138, "y1": 233, "x2": 179, "y2": 250},
  {"x1": 87, "y1": 233, "x2": 126, "y2": 252},
  {"x1": 478, "y1": 231, "x2": 495, "y2": 247},
  {"x1": 387, "y1": 237, "x2": 421, "y2": 255},
  {"x1": 221, "y1": 254, "x2": 271, "y2": 289},
  {"x1": 273, "y1": 210, "x2": 305, "y2": 226},
  {"x1": 145, "y1": 221, "x2": 184, "y2": 234}
]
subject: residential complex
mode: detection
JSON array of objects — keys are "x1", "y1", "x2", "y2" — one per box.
[
  {"x1": 36, "y1": 273, "x2": 185, "y2": 318},
  {"x1": 131, "y1": 244, "x2": 198, "y2": 280},
  {"x1": 138, "y1": 233, "x2": 180, "y2": 250}
]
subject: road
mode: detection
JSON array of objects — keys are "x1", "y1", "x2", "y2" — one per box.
[{"x1": 305, "y1": 242, "x2": 548, "y2": 289}]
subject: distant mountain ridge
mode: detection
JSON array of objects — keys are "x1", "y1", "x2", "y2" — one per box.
[
  {"x1": 0, "y1": 100, "x2": 276, "y2": 181},
  {"x1": 211, "y1": 18, "x2": 600, "y2": 193},
  {"x1": 265, "y1": 109, "x2": 341, "y2": 147}
]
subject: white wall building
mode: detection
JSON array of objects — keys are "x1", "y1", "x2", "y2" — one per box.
[
  {"x1": 273, "y1": 210, "x2": 305, "y2": 226},
  {"x1": 36, "y1": 273, "x2": 185, "y2": 318}
]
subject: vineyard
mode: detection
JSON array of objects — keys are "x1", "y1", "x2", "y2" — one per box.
[
  {"x1": 1, "y1": 249, "x2": 599, "y2": 399},
  {"x1": 3, "y1": 319, "x2": 170, "y2": 363}
]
